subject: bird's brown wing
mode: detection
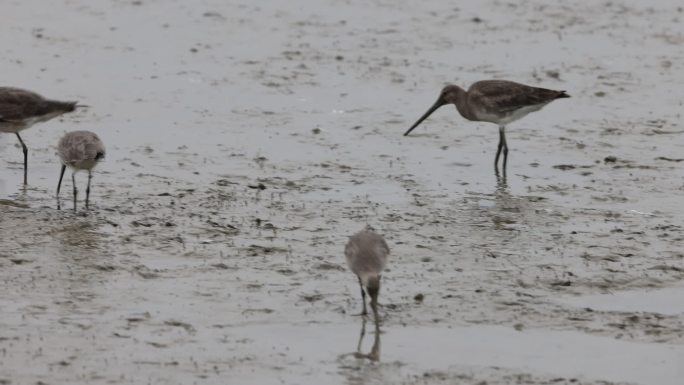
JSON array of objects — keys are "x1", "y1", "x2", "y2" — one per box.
[
  {"x1": 0, "y1": 87, "x2": 49, "y2": 121},
  {"x1": 469, "y1": 80, "x2": 566, "y2": 114}
]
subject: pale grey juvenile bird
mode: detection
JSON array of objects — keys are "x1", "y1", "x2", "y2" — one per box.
[
  {"x1": 57, "y1": 131, "x2": 105, "y2": 211},
  {"x1": 0, "y1": 87, "x2": 80, "y2": 184},
  {"x1": 404, "y1": 80, "x2": 570, "y2": 172},
  {"x1": 345, "y1": 229, "x2": 390, "y2": 321}
]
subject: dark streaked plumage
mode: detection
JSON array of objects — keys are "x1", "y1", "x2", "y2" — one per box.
[
  {"x1": 404, "y1": 80, "x2": 570, "y2": 173},
  {"x1": 345, "y1": 229, "x2": 389, "y2": 321},
  {"x1": 56, "y1": 131, "x2": 105, "y2": 211},
  {"x1": 0, "y1": 87, "x2": 79, "y2": 184}
]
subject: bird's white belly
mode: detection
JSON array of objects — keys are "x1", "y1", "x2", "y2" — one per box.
[
  {"x1": 0, "y1": 113, "x2": 62, "y2": 133},
  {"x1": 67, "y1": 159, "x2": 99, "y2": 171},
  {"x1": 0, "y1": 121, "x2": 28, "y2": 133},
  {"x1": 477, "y1": 103, "x2": 548, "y2": 126}
]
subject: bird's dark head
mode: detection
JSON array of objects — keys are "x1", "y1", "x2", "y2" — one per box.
[
  {"x1": 366, "y1": 275, "x2": 381, "y2": 304},
  {"x1": 404, "y1": 84, "x2": 464, "y2": 136},
  {"x1": 95, "y1": 151, "x2": 105, "y2": 161},
  {"x1": 438, "y1": 84, "x2": 465, "y2": 104},
  {"x1": 58, "y1": 101, "x2": 78, "y2": 113}
]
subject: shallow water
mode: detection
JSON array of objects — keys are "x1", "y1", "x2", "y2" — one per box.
[
  {"x1": 2, "y1": 0, "x2": 684, "y2": 384},
  {"x1": 234, "y1": 322, "x2": 684, "y2": 385},
  {"x1": 560, "y1": 286, "x2": 684, "y2": 316}
]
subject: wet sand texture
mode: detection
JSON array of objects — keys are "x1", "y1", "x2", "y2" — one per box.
[{"x1": 1, "y1": 1, "x2": 683, "y2": 384}]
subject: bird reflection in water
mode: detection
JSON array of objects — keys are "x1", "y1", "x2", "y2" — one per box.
[
  {"x1": 353, "y1": 318, "x2": 381, "y2": 362},
  {"x1": 495, "y1": 168, "x2": 508, "y2": 194}
]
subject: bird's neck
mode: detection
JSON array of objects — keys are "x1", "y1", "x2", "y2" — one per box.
[{"x1": 452, "y1": 89, "x2": 476, "y2": 121}]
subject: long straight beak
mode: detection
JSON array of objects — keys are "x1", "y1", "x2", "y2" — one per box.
[{"x1": 403, "y1": 99, "x2": 445, "y2": 136}]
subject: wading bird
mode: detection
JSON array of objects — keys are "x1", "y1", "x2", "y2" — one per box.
[
  {"x1": 345, "y1": 228, "x2": 389, "y2": 321},
  {"x1": 404, "y1": 80, "x2": 569, "y2": 173},
  {"x1": 0, "y1": 87, "x2": 80, "y2": 184},
  {"x1": 57, "y1": 131, "x2": 105, "y2": 211}
]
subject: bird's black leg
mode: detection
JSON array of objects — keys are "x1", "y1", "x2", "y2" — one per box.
[
  {"x1": 358, "y1": 276, "x2": 368, "y2": 316},
  {"x1": 500, "y1": 126, "x2": 509, "y2": 173},
  {"x1": 494, "y1": 126, "x2": 504, "y2": 171},
  {"x1": 72, "y1": 172, "x2": 78, "y2": 212},
  {"x1": 85, "y1": 170, "x2": 92, "y2": 209},
  {"x1": 57, "y1": 165, "x2": 66, "y2": 210},
  {"x1": 356, "y1": 317, "x2": 367, "y2": 352},
  {"x1": 15, "y1": 133, "x2": 28, "y2": 185}
]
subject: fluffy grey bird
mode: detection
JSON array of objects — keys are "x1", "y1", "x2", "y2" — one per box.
[
  {"x1": 345, "y1": 229, "x2": 390, "y2": 320},
  {"x1": 57, "y1": 130, "x2": 105, "y2": 211}
]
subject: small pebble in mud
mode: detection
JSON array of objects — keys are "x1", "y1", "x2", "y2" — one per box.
[
  {"x1": 312, "y1": 127, "x2": 321, "y2": 134},
  {"x1": 594, "y1": 91, "x2": 606, "y2": 97},
  {"x1": 552, "y1": 164, "x2": 581, "y2": 171},
  {"x1": 414, "y1": 293, "x2": 425, "y2": 303},
  {"x1": 247, "y1": 183, "x2": 266, "y2": 190},
  {"x1": 545, "y1": 70, "x2": 560, "y2": 79},
  {"x1": 604, "y1": 156, "x2": 617, "y2": 163},
  {"x1": 471, "y1": 16, "x2": 483, "y2": 23},
  {"x1": 335, "y1": 55, "x2": 344, "y2": 61},
  {"x1": 514, "y1": 323, "x2": 524, "y2": 331},
  {"x1": 203, "y1": 11, "x2": 225, "y2": 19}
]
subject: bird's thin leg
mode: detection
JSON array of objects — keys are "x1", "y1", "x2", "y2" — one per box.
[
  {"x1": 356, "y1": 318, "x2": 367, "y2": 352},
  {"x1": 494, "y1": 126, "x2": 504, "y2": 171},
  {"x1": 358, "y1": 276, "x2": 368, "y2": 316},
  {"x1": 500, "y1": 125, "x2": 509, "y2": 172},
  {"x1": 85, "y1": 170, "x2": 92, "y2": 209},
  {"x1": 57, "y1": 165, "x2": 66, "y2": 210},
  {"x1": 15, "y1": 133, "x2": 28, "y2": 185},
  {"x1": 72, "y1": 172, "x2": 78, "y2": 212}
]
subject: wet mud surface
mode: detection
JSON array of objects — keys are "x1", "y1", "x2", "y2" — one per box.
[{"x1": 1, "y1": 0, "x2": 683, "y2": 384}]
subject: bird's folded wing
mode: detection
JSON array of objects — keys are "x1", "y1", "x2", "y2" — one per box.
[
  {"x1": 472, "y1": 82, "x2": 561, "y2": 113},
  {"x1": 0, "y1": 104, "x2": 27, "y2": 122},
  {"x1": 0, "y1": 89, "x2": 44, "y2": 120}
]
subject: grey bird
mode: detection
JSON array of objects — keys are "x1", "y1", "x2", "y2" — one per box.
[
  {"x1": 345, "y1": 229, "x2": 390, "y2": 321},
  {"x1": 404, "y1": 80, "x2": 570, "y2": 173},
  {"x1": 57, "y1": 131, "x2": 105, "y2": 211},
  {"x1": 0, "y1": 87, "x2": 80, "y2": 184}
]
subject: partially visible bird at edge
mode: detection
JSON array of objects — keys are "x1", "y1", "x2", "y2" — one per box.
[{"x1": 0, "y1": 87, "x2": 82, "y2": 185}]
